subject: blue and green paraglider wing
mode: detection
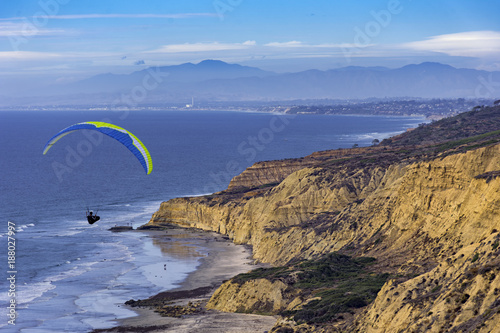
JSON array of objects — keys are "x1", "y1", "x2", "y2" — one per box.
[{"x1": 43, "y1": 121, "x2": 153, "y2": 174}]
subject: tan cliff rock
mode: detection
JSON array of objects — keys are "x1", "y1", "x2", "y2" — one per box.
[
  {"x1": 206, "y1": 278, "x2": 290, "y2": 314},
  {"x1": 227, "y1": 159, "x2": 313, "y2": 189},
  {"x1": 147, "y1": 143, "x2": 500, "y2": 332},
  {"x1": 354, "y1": 232, "x2": 500, "y2": 333},
  {"x1": 227, "y1": 147, "x2": 376, "y2": 189}
]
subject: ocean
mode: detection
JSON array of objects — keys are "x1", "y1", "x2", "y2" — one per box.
[{"x1": 0, "y1": 110, "x2": 425, "y2": 332}]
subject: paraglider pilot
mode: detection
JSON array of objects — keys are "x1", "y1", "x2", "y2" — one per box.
[{"x1": 86, "y1": 210, "x2": 100, "y2": 224}]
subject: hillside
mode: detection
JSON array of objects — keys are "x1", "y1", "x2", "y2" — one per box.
[{"x1": 144, "y1": 104, "x2": 500, "y2": 332}]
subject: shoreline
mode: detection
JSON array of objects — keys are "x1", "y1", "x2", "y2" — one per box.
[
  {"x1": 91, "y1": 225, "x2": 278, "y2": 333},
  {"x1": 1, "y1": 108, "x2": 435, "y2": 121}
]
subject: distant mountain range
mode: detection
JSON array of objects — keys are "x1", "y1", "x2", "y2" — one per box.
[{"x1": 6, "y1": 60, "x2": 500, "y2": 106}]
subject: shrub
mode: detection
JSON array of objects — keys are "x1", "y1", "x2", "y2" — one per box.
[{"x1": 234, "y1": 252, "x2": 389, "y2": 324}]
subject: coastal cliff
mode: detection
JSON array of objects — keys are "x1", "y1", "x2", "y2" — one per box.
[
  {"x1": 227, "y1": 147, "x2": 374, "y2": 189},
  {"x1": 146, "y1": 105, "x2": 500, "y2": 332}
]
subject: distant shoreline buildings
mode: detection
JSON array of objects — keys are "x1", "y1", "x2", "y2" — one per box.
[{"x1": 186, "y1": 97, "x2": 194, "y2": 108}]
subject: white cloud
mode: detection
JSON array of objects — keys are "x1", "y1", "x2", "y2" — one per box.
[
  {"x1": 148, "y1": 40, "x2": 367, "y2": 55},
  {"x1": 265, "y1": 41, "x2": 305, "y2": 48},
  {"x1": 264, "y1": 40, "x2": 372, "y2": 49},
  {"x1": 403, "y1": 31, "x2": 500, "y2": 58},
  {"x1": 0, "y1": 22, "x2": 68, "y2": 37},
  {"x1": 147, "y1": 41, "x2": 256, "y2": 53},
  {"x1": 0, "y1": 51, "x2": 62, "y2": 60},
  {"x1": 259, "y1": 33, "x2": 500, "y2": 63}
]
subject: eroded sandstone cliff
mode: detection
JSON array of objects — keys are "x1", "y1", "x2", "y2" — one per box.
[{"x1": 146, "y1": 105, "x2": 500, "y2": 332}]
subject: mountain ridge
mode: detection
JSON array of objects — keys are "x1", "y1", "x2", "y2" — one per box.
[{"x1": 5, "y1": 61, "x2": 500, "y2": 106}]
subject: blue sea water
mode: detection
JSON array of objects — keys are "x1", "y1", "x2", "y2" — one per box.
[{"x1": 0, "y1": 110, "x2": 425, "y2": 332}]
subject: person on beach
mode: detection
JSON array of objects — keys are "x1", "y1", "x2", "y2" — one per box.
[{"x1": 86, "y1": 211, "x2": 100, "y2": 224}]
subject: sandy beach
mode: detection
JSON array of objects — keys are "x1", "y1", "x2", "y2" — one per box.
[{"x1": 91, "y1": 226, "x2": 278, "y2": 333}]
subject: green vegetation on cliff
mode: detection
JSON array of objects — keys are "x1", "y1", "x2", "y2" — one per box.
[
  {"x1": 233, "y1": 253, "x2": 388, "y2": 324},
  {"x1": 383, "y1": 104, "x2": 500, "y2": 147}
]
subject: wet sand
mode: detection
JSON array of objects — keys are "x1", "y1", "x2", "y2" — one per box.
[{"x1": 91, "y1": 226, "x2": 277, "y2": 333}]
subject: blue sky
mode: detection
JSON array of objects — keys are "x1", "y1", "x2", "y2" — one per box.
[{"x1": 0, "y1": 0, "x2": 499, "y2": 84}]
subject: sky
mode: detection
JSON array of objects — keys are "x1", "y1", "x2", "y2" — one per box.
[{"x1": 0, "y1": 0, "x2": 500, "y2": 87}]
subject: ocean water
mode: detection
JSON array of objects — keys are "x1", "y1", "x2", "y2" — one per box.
[{"x1": 0, "y1": 110, "x2": 426, "y2": 332}]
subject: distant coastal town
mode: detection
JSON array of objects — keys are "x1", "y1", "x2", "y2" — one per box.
[{"x1": 3, "y1": 98, "x2": 496, "y2": 120}]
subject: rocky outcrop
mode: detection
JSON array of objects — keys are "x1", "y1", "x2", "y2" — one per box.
[
  {"x1": 227, "y1": 159, "x2": 313, "y2": 189},
  {"x1": 227, "y1": 147, "x2": 375, "y2": 189},
  {"x1": 207, "y1": 279, "x2": 290, "y2": 314}
]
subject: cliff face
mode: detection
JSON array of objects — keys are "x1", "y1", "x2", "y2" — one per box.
[
  {"x1": 227, "y1": 146, "x2": 373, "y2": 189},
  {"x1": 149, "y1": 163, "x2": 389, "y2": 264},
  {"x1": 207, "y1": 278, "x2": 290, "y2": 314},
  {"x1": 227, "y1": 159, "x2": 312, "y2": 189},
  {"x1": 357, "y1": 233, "x2": 500, "y2": 333},
  {"x1": 150, "y1": 145, "x2": 500, "y2": 266},
  {"x1": 147, "y1": 106, "x2": 500, "y2": 331}
]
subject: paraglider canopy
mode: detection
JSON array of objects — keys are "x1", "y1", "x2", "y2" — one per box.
[{"x1": 43, "y1": 121, "x2": 153, "y2": 174}]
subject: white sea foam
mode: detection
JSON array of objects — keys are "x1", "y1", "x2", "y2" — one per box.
[
  {"x1": 340, "y1": 130, "x2": 405, "y2": 143},
  {"x1": 0, "y1": 280, "x2": 57, "y2": 330},
  {"x1": 52, "y1": 223, "x2": 88, "y2": 237},
  {"x1": 108, "y1": 203, "x2": 132, "y2": 207},
  {"x1": 16, "y1": 281, "x2": 57, "y2": 306},
  {"x1": 11, "y1": 223, "x2": 36, "y2": 234},
  {"x1": 76, "y1": 289, "x2": 139, "y2": 330},
  {"x1": 10, "y1": 260, "x2": 101, "y2": 308},
  {"x1": 184, "y1": 192, "x2": 213, "y2": 197},
  {"x1": 105, "y1": 201, "x2": 163, "y2": 227},
  {"x1": 138, "y1": 201, "x2": 163, "y2": 211},
  {"x1": 53, "y1": 229, "x2": 84, "y2": 237}
]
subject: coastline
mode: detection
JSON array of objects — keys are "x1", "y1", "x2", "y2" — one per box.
[{"x1": 92, "y1": 225, "x2": 278, "y2": 333}]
